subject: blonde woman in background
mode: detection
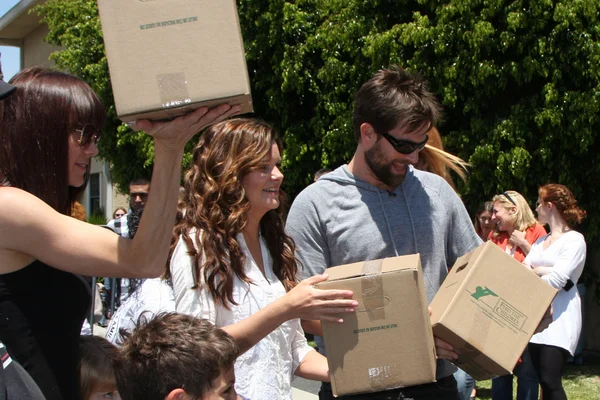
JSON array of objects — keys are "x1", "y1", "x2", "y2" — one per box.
[{"x1": 490, "y1": 190, "x2": 546, "y2": 400}]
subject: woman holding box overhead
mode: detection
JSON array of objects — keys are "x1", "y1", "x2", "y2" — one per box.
[
  {"x1": 524, "y1": 184, "x2": 586, "y2": 400},
  {"x1": 168, "y1": 118, "x2": 357, "y2": 400},
  {"x1": 489, "y1": 190, "x2": 546, "y2": 400},
  {"x1": 0, "y1": 67, "x2": 239, "y2": 400}
]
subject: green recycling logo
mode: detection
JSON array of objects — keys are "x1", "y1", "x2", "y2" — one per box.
[{"x1": 471, "y1": 286, "x2": 499, "y2": 300}]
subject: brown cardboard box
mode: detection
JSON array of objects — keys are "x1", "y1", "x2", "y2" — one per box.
[
  {"x1": 97, "y1": 0, "x2": 253, "y2": 122},
  {"x1": 430, "y1": 241, "x2": 557, "y2": 380},
  {"x1": 316, "y1": 255, "x2": 437, "y2": 397}
]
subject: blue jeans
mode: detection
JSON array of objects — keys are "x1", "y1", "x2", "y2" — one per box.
[
  {"x1": 454, "y1": 368, "x2": 475, "y2": 400},
  {"x1": 491, "y1": 347, "x2": 539, "y2": 400}
]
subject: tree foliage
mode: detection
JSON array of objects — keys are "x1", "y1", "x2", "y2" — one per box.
[{"x1": 37, "y1": 1, "x2": 600, "y2": 270}]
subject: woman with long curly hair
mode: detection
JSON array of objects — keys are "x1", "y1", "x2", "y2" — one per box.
[
  {"x1": 525, "y1": 184, "x2": 587, "y2": 400},
  {"x1": 168, "y1": 118, "x2": 357, "y2": 400}
]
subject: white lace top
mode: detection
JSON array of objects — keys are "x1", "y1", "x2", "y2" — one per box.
[
  {"x1": 170, "y1": 230, "x2": 313, "y2": 400},
  {"x1": 526, "y1": 231, "x2": 586, "y2": 355}
]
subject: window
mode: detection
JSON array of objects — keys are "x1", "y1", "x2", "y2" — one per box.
[{"x1": 89, "y1": 173, "x2": 101, "y2": 216}]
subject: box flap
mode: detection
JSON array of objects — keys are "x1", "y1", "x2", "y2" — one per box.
[{"x1": 323, "y1": 254, "x2": 421, "y2": 282}]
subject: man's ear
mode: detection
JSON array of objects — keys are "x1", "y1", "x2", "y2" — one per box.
[
  {"x1": 165, "y1": 388, "x2": 190, "y2": 400},
  {"x1": 360, "y1": 123, "x2": 377, "y2": 147}
]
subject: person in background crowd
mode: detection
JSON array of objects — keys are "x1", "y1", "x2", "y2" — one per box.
[
  {"x1": 314, "y1": 168, "x2": 332, "y2": 182},
  {"x1": 287, "y1": 65, "x2": 482, "y2": 400},
  {"x1": 525, "y1": 184, "x2": 586, "y2": 400},
  {"x1": 114, "y1": 313, "x2": 239, "y2": 400},
  {"x1": 490, "y1": 190, "x2": 546, "y2": 400},
  {"x1": 112, "y1": 207, "x2": 127, "y2": 220},
  {"x1": 168, "y1": 118, "x2": 358, "y2": 400},
  {"x1": 474, "y1": 201, "x2": 494, "y2": 241},
  {"x1": 79, "y1": 336, "x2": 121, "y2": 400},
  {"x1": 0, "y1": 66, "x2": 240, "y2": 400},
  {"x1": 101, "y1": 181, "x2": 151, "y2": 327}
]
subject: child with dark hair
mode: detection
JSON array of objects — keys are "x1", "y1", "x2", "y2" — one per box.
[
  {"x1": 79, "y1": 336, "x2": 121, "y2": 400},
  {"x1": 114, "y1": 313, "x2": 239, "y2": 400}
]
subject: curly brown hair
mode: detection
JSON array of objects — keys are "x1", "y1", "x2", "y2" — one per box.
[
  {"x1": 539, "y1": 184, "x2": 587, "y2": 227},
  {"x1": 166, "y1": 118, "x2": 298, "y2": 307}
]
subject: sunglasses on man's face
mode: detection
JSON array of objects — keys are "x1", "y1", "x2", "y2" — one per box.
[
  {"x1": 378, "y1": 131, "x2": 429, "y2": 154},
  {"x1": 74, "y1": 125, "x2": 101, "y2": 149}
]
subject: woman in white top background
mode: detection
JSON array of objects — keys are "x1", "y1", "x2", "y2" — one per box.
[
  {"x1": 167, "y1": 118, "x2": 358, "y2": 400},
  {"x1": 524, "y1": 183, "x2": 587, "y2": 400}
]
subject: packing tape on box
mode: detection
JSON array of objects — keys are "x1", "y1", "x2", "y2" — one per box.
[
  {"x1": 361, "y1": 259, "x2": 386, "y2": 321},
  {"x1": 157, "y1": 72, "x2": 192, "y2": 109}
]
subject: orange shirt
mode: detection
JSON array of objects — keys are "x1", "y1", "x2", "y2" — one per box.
[{"x1": 490, "y1": 223, "x2": 547, "y2": 262}]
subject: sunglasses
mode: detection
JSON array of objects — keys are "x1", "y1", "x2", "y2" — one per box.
[
  {"x1": 503, "y1": 191, "x2": 517, "y2": 206},
  {"x1": 74, "y1": 125, "x2": 101, "y2": 149},
  {"x1": 379, "y1": 132, "x2": 429, "y2": 154}
]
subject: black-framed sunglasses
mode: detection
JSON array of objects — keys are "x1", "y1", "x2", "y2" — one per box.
[
  {"x1": 503, "y1": 191, "x2": 517, "y2": 206},
  {"x1": 74, "y1": 125, "x2": 101, "y2": 149},
  {"x1": 378, "y1": 131, "x2": 429, "y2": 154}
]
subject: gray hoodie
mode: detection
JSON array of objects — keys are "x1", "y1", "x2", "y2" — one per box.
[{"x1": 286, "y1": 164, "x2": 482, "y2": 380}]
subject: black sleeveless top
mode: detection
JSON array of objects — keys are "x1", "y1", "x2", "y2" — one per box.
[{"x1": 0, "y1": 261, "x2": 90, "y2": 400}]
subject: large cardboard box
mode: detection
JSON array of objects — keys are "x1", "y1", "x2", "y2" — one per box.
[
  {"x1": 316, "y1": 255, "x2": 436, "y2": 397},
  {"x1": 97, "y1": 0, "x2": 253, "y2": 122},
  {"x1": 430, "y1": 241, "x2": 557, "y2": 380}
]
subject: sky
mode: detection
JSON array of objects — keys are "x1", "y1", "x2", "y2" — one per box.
[{"x1": 0, "y1": 0, "x2": 23, "y2": 82}]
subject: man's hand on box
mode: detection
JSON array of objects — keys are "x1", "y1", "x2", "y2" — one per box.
[
  {"x1": 284, "y1": 274, "x2": 358, "y2": 324},
  {"x1": 434, "y1": 337, "x2": 459, "y2": 361},
  {"x1": 132, "y1": 104, "x2": 241, "y2": 152},
  {"x1": 534, "y1": 304, "x2": 553, "y2": 334}
]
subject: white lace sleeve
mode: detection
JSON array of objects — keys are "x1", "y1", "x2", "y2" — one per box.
[
  {"x1": 291, "y1": 319, "x2": 314, "y2": 373},
  {"x1": 170, "y1": 235, "x2": 217, "y2": 323}
]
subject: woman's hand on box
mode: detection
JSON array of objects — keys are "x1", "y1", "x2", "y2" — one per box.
[
  {"x1": 283, "y1": 274, "x2": 358, "y2": 323},
  {"x1": 132, "y1": 104, "x2": 241, "y2": 152},
  {"x1": 434, "y1": 337, "x2": 459, "y2": 361}
]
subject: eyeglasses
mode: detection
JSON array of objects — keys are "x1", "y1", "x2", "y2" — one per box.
[
  {"x1": 114, "y1": 212, "x2": 126, "y2": 218},
  {"x1": 378, "y1": 132, "x2": 429, "y2": 154},
  {"x1": 535, "y1": 200, "x2": 542, "y2": 208},
  {"x1": 74, "y1": 125, "x2": 101, "y2": 149},
  {"x1": 503, "y1": 191, "x2": 517, "y2": 206}
]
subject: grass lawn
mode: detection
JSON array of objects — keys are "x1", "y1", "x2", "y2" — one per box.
[{"x1": 474, "y1": 355, "x2": 600, "y2": 400}]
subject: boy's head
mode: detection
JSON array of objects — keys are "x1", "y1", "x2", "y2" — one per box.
[
  {"x1": 114, "y1": 313, "x2": 239, "y2": 400},
  {"x1": 79, "y1": 335, "x2": 121, "y2": 400}
]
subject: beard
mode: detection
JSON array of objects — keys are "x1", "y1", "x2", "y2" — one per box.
[{"x1": 364, "y1": 140, "x2": 407, "y2": 188}]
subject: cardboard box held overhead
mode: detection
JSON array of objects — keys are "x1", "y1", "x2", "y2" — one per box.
[
  {"x1": 97, "y1": 0, "x2": 253, "y2": 122},
  {"x1": 316, "y1": 255, "x2": 436, "y2": 397},
  {"x1": 430, "y1": 241, "x2": 557, "y2": 381}
]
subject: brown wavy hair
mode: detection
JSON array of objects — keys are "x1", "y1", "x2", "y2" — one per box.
[
  {"x1": 539, "y1": 184, "x2": 586, "y2": 227},
  {"x1": 166, "y1": 118, "x2": 298, "y2": 307}
]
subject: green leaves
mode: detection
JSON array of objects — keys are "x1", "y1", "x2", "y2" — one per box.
[{"x1": 35, "y1": 0, "x2": 600, "y2": 262}]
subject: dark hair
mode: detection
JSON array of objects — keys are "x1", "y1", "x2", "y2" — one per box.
[
  {"x1": 129, "y1": 177, "x2": 150, "y2": 187},
  {"x1": 473, "y1": 201, "x2": 493, "y2": 236},
  {"x1": 0, "y1": 67, "x2": 106, "y2": 214},
  {"x1": 79, "y1": 336, "x2": 119, "y2": 400},
  {"x1": 353, "y1": 65, "x2": 442, "y2": 142},
  {"x1": 167, "y1": 118, "x2": 297, "y2": 306},
  {"x1": 114, "y1": 313, "x2": 238, "y2": 400},
  {"x1": 539, "y1": 184, "x2": 586, "y2": 227},
  {"x1": 314, "y1": 168, "x2": 332, "y2": 181}
]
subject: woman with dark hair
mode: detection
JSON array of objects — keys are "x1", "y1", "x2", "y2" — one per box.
[
  {"x1": 525, "y1": 184, "x2": 587, "y2": 400},
  {"x1": 168, "y1": 118, "x2": 357, "y2": 400},
  {"x1": 0, "y1": 67, "x2": 239, "y2": 400},
  {"x1": 474, "y1": 201, "x2": 494, "y2": 241}
]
